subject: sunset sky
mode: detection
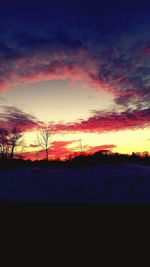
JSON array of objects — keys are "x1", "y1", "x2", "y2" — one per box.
[{"x1": 0, "y1": 0, "x2": 150, "y2": 159}]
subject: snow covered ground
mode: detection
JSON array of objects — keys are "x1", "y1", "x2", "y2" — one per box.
[{"x1": 0, "y1": 163, "x2": 150, "y2": 203}]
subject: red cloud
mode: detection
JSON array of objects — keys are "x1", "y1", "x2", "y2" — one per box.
[
  {"x1": 0, "y1": 49, "x2": 99, "y2": 91},
  {"x1": 1, "y1": 106, "x2": 150, "y2": 136},
  {"x1": 52, "y1": 108, "x2": 150, "y2": 133},
  {"x1": 20, "y1": 140, "x2": 78, "y2": 160},
  {"x1": 0, "y1": 44, "x2": 149, "y2": 113},
  {"x1": 16, "y1": 141, "x2": 116, "y2": 160},
  {"x1": 49, "y1": 140, "x2": 77, "y2": 159},
  {"x1": 0, "y1": 48, "x2": 119, "y2": 100}
]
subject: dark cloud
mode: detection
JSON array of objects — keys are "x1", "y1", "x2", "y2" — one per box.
[
  {"x1": 0, "y1": 42, "x2": 19, "y2": 59},
  {"x1": 29, "y1": 144, "x2": 39, "y2": 148},
  {"x1": 0, "y1": 0, "x2": 149, "y2": 111},
  {"x1": 0, "y1": 106, "x2": 39, "y2": 131}
]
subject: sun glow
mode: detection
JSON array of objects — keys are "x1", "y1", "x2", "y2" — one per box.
[{"x1": 20, "y1": 127, "x2": 150, "y2": 160}]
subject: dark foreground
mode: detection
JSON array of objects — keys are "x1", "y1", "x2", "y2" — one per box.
[{"x1": 0, "y1": 163, "x2": 150, "y2": 203}]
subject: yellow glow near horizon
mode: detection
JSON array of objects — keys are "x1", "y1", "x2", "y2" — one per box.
[
  {"x1": 22, "y1": 127, "x2": 150, "y2": 155},
  {"x1": 1, "y1": 80, "x2": 150, "y2": 158}
]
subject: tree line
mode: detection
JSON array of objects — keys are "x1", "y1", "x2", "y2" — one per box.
[
  {"x1": 0, "y1": 125, "x2": 149, "y2": 162},
  {"x1": 0, "y1": 126, "x2": 52, "y2": 160}
]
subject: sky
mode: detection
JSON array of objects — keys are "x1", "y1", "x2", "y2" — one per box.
[{"x1": 0, "y1": 0, "x2": 150, "y2": 159}]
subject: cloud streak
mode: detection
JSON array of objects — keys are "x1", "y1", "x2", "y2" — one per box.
[
  {"x1": 0, "y1": 106, "x2": 39, "y2": 132},
  {"x1": 0, "y1": 106, "x2": 149, "y2": 134},
  {"x1": 52, "y1": 108, "x2": 150, "y2": 133}
]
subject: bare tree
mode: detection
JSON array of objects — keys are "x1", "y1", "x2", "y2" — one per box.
[
  {"x1": 0, "y1": 128, "x2": 8, "y2": 159},
  {"x1": 37, "y1": 125, "x2": 52, "y2": 161},
  {"x1": 0, "y1": 127, "x2": 23, "y2": 160},
  {"x1": 8, "y1": 127, "x2": 23, "y2": 160},
  {"x1": 78, "y1": 139, "x2": 86, "y2": 155},
  {"x1": 79, "y1": 139, "x2": 83, "y2": 154}
]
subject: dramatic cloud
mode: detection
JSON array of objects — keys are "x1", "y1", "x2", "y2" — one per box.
[
  {"x1": 0, "y1": 49, "x2": 98, "y2": 92},
  {"x1": 0, "y1": 105, "x2": 149, "y2": 135},
  {"x1": 52, "y1": 108, "x2": 150, "y2": 133},
  {"x1": 0, "y1": 1, "x2": 149, "y2": 111},
  {"x1": 0, "y1": 106, "x2": 39, "y2": 131}
]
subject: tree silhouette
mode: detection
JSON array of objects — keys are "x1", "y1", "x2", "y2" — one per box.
[
  {"x1": 37, "y1": 125, "x2": 52, "y2": 161},
  {"x1": 0, "y1": 127, "x2": 23, "y2": 159},
  {"x1": 0, "y1": 128, "x2": 8, "y2": 159},
  {"x1": 8, "y1": 127, "x2": 23, "y2": 159}
]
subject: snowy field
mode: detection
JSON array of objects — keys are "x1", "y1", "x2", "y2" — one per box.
[{"x1": 0, "y1": 163, "x2": 150, "y2": 203}]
